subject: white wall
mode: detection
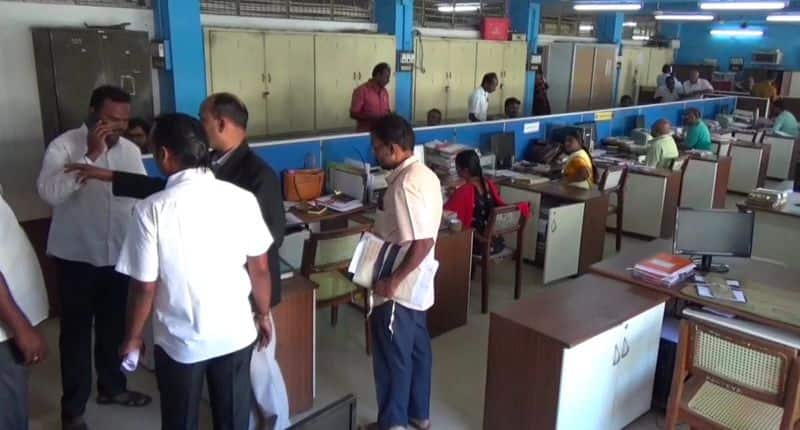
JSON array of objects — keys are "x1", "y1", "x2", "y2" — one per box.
[{"x1": 0, "y1": 3, "x2": 157, "y2": 222}]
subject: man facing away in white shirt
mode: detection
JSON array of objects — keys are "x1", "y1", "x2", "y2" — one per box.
[
  {"x1": 36, "y1": 85, "x2": 150, "y2": 430},
  {"x1": 468, "y1": 72, "x2": 499, "y2": 122},
  {"x1": 116, "y1": 113, "x2": 275, "y2": 430},
  {"x1": 0, "y1": 193, "x2": 50, "y2": 430}
]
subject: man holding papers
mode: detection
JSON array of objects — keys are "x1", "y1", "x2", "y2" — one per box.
[{"x1": 367, "y1": 115, "x2": 443, "y2": 430}]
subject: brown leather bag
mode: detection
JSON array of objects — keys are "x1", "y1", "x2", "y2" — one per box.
[{"x1": 283, "y1": 169, "x2": 324, "y2": 202}]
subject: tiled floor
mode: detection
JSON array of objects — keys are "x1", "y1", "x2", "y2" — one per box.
[{"x1": 28, "y1": 184, "x2": 786, "y2": 429}]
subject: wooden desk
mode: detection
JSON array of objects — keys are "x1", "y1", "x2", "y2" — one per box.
[
  {"x1": 428, "y1": 228, "x2": 473, "y2": 337},
  {"x1": 728, "y1": 141, "x2": 771, "y2": 194},
  {"x1": 273, "y1": 275, "x2": 316, "y2": 416},
  {"x1": 484, "y1": 274, "x2": 667, "y2": 430},
  {"x1": 738, "y1": 192, "x2": 800, "y2": 271},
  {"x1": 762, "y1": 134, "x2": 800, "y2": 180},
  {"x1": 680, "y1": 154, "x2": 731, "y2": 209},
  {"x1": 498, "y1": 180, "x2": 609, "y2": 283},
  {"x1": 589, "y1": 239, "x2": 800, "y2": 335},
  {"x1": 598, "y1": 165, "x2": 682, "y2": 239},
  {"x1": 289, "y1": 203, "x2": 376, "y2": 230}
]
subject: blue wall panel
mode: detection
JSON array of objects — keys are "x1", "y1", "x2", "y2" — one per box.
[
  {"x1": 321, "y1": 136, "x2": 374, "y2": 166},
  {"x1": 253, "y1": 142, "x2": 322, "y2": 173}
]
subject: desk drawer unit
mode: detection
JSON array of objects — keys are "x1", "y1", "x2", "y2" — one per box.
[
  {"x1": 763, "y1": 135, "x2": 796, "y2": 180},
  {"x1": 681, "y1": 159, "x2": 718, "y2": 209},
  {"x1": 729, "y1": 145, "x2": 763, "y2": 193},
  {"x1": 619, "y1": 173, "x2": 666, "y2": 238},
  {"x1": 751, "y1": 211, "x2": 800, "y2": 271}
]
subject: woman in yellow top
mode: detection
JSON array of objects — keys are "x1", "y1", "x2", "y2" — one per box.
[{"x1": 562, "y1": 129, "x2": 597, "y2": 187}]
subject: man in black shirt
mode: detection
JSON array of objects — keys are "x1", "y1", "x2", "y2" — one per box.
[{"x1": 66, "y1": 93, "x2": 289, "y2": 428}]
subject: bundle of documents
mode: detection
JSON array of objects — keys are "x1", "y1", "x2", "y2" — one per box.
[
  {"x1": 746, "y1": 188, "x2": 789, "y2": 209},
  {"x1": 632, "y1": 253, "x2": 695, "y2": 287},
  {"x1": 424, "y1": 140, "x2": 472, "y2": 176},
  {"x1": 695, "y1": 277, "x2": 747, "y2": 303},
  {"x1": 348, "y1": 232, "x2": 438, "y2": 309},
  {"x1": 317, "y1": 194, "x2": 363, "y2": 212}
]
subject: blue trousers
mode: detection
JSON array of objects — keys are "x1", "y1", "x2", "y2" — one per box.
[{"x1": 370, "y1": 301, "x2": 432, "y2": 430}]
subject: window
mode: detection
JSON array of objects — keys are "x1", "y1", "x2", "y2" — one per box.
[
  {"x1": 200, "y1": 0, "x2": 374, "y2": 21},
  {"x1": 414, "y1": 0, "x2": 506, "y2": 29}
]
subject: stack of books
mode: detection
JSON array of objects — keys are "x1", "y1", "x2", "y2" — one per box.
[
  {"x1": 632, "y1": 253, "x2": 695, "y2": 287},
  {"x1": 317, "y1": 194, "x2": 363, "y2": 212},
  {"x1": 423, "y1": 140, "x2": 472, "y2": 177}
]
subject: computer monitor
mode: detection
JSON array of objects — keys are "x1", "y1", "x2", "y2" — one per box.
[
  {"x1": 490, "y1": 132, "x2": 516, "y2": 169},
  {"x1": 673, "y1": 208, "x2": 755, "y2": 273},
  {"x1": 635, "y1": 115, "x2": 646, "y2": 130}
]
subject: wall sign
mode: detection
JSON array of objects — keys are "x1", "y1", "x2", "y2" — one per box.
[{"x1": 729, "y1": 57, "x2": 744, "y2": 72}]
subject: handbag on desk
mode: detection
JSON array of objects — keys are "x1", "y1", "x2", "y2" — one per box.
[{"x1": 283, "y1": 169, "x2": 324, "y2": 202}]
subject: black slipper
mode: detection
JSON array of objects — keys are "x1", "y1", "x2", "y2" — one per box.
[{"x1": 96, "y1": 390, "x2": 152, "y2": 407}]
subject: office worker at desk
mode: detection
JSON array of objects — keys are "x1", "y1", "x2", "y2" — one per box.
[
  {"x1": 621, "y1": 119, "x2": 679, "y2": 169},
  {"x1": 367, "y1": 114, "x2": 442, "y2": 430},
  {"x1": 561, "y1": 129, "x2": 597, "y2": 187},
  {"x1": 469, "y1": 73, "x2": 499, "y2": 122},
  {"x1": 444, "y1": 150, "x2": 510, "y2": 254},
  {"x1": 682, "y1": 70, "x2": 714, "y2": 99},
  {"x1": 677, "y1": 107, "x2": 712, "y2": 152},
  {"x1": 66, "y1": 93, "x2": 290, "y2": 428},
  {"x1": 770, "y1": 99, "x2": 799, "y2": 138},
  {"x1": 653, "y1": 76, "x2": 683, "y2": 103}
]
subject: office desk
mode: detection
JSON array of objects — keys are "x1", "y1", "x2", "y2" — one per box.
[
  {"x1": 597, "y1": 164, "x2": 682, "y2": 239},
  {"x1": 737, "y1": 192, "x2": 800, "y2": 271},
  {"x1": 273, "y1": 275, "x2": 317, "y2": 416},
  {"x1": 589, "y1": 239, "x2": 800, "y2": 335},
  {"x1": 428, "y1": 228, "x2": 474, "y2": 337},
  {"x1": 728, "y1": 141, "x2": 771, "y2": 194},
  {"x1": 288, "y1": 203, "x2": 376, "y2": 230},
  {"x1": 680, "y1": 154, "x2": 731, "y2": 209},
  {"x1": 498, "y1": 180, "x2": 609, "y2": 284},
  {"x1": 484, "y1": 274, "x2": 667, "y2": 430}
]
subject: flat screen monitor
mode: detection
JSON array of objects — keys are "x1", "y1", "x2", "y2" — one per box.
[
  {"x1": 490, "y1": 132, "x2": 516, "y2": 169},
  {"x1": 635, "y1": 115, "x2": 646, "y2": 130},
  {"x1": 673, "y1": 208, "x2": 754, "y2": 271}
]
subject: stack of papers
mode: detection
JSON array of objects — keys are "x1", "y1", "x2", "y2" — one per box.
[
  {"x1": 318, "y1": 194, "x2": 363, "y2": 212},
  {"x1": 424, "y1": 140, "x2": 473, "y2": 176},
  {"x1": 632, "y1": 253, "x2": 696, "y2": 287},
  {"x1": 695, "y1": 277, "x2": 747, "y2": 303}
]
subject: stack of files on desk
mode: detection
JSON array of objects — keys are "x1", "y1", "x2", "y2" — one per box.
[
  {"x1": 632, "y1": 253, "x2": 695, "y2": 287},
  {"x1": 424, "y1": 140, "x2": 472, "y2": 176},
  {"x1": 317, "y1": 194, "x2": 363, "y2": 212},
  {"x1": 494, "y1": 170, "x2": 550, "y2": 185}
]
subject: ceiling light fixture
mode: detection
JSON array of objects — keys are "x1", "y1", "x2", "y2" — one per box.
[
  {"x1": 766, "y1": 13, "x2": 800, "y2": 21},
  {"x1": 437, "y1": 2, "x2": 481, "y2": 13},
  {"x1": 573, "y1": 3, "x2": 642, "y2": 11},
  {"x1": 654, "y1": 12, "x2": 716, "y2": 20},
  {"x1": 579, "y1": 24, "x2": 595, "y2": 31},
  {"x1": 710, "y1": 28, "x2": 764, "y2": 36},
  {"x1": 699, "y1": 1, "x2": 786, "y2": 10},
  {"x1": 632, "y1": 35, "x2": 650, "y2": 40},
  {"x1": 623, "y1": 21, "x2": 638, "y2": 27}
]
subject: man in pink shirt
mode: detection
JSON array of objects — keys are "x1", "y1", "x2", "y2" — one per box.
[{"x1": 351, "y1": 63, "x2": 392, "y2": 132}]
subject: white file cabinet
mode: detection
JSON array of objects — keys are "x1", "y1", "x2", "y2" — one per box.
[
  {"x1": 500, "y1": 185, "x2": 585, "y2": 284},
  {"x1": 729, "y1": 143, "x2": 767, "y2": 193},
  {"x1": 763, "y1": 135, "x2": 796, "y2": 180}
]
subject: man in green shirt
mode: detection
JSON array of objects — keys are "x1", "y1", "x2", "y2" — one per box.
[
  {"x1": 679, "y1": 108, "x2": 712, "y2": 151},
  {"x1": 623, "y1": 119, "x2": 679, "y2": 169},
  {"x1": 771, "y1": 99, "x2": 799, "y2": 138}
]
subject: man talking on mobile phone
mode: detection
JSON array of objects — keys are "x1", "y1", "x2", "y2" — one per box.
[{"x1": 37, "y1": 85, "x2": 150, "y2": 430}]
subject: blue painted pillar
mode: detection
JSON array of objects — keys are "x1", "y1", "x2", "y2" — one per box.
[
  {"x1": 376, "y1": 0, "x2": 414, "y2": 121},
  {"x1": 153, "y1": 0, "x2": 207, "y2": 115},
  {"x1": 596, "y1": 13, "x2": 624, "y2": 44},
  {"x1": 509, "y1": 0, "x2": 540, "y2": 116}
]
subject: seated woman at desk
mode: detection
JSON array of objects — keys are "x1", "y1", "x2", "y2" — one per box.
[
  {"x1": 444, "y1": 150, "x2": 509, "y2": 254},
  {"x1": 561, "y1": 129, "x2": 597, "y2": 188}
]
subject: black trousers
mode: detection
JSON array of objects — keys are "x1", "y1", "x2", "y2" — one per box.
[
  {"x1": 0, "y1": 340, "x2": 28, "y2": 430},
  {"x1": 154, "y1": 344, "x2": 254, "y2": 430},
  {"x1": 56, "y1": 258, "x2": 128, "y2": 419}
]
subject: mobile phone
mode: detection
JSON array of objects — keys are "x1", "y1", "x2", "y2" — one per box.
[{"x1": 86, "y1": 111, "x2": 102, "y2": 130}]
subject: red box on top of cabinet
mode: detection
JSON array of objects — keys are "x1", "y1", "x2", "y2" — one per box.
[{"x1": 481, "y1": 17, "x2": 510, "y2": 41}]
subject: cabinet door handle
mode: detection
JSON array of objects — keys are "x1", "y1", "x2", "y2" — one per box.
[
  {"x1": 613, "y1": 344, "x2": 621, "y2": 366},
  {"x1": 550, "y1": 218, "x2": 557, "y2": 233},
  {"x1": 359, "y1": 72, "x2": 362, "y2": 80},
  {"x1": 353, "y1": 72, "x2": 357, "y2": 80},
  {"x1": 268, "y1": 73, "x2": 271, "y2": 83},
  {"x1": 621, "y1": 337, "x2": 630, "y2": 359}
]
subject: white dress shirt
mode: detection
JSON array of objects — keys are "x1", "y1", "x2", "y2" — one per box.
[
  {"x1": 682, "y1": 78, "x2": 714, "y2": 98},
  {"x1": 116, "y1": 168, "x2": 272, "y2": 364},
  {"x1": 468, "y1": 87, "x2": 490, "y2": 121},
  {"x1": 373, "y1": 156, "x2": 443, "y2": 311},
  {"x1": 37, "y1": 125, "x2": 146, "y2": 267},
  {"x1": 654, "y1": 84, "x2": 684, "y2": 102},
  {"x1": 0, "y1": 196, "x2": 48, "y2": 342}
]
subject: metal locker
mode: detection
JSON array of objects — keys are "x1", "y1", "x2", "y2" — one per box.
[
  {"x1": 501, "y1": 41, "x2": 528, "y2": 113},
  {"x1": 589, "y1": 46, "x2": 616, "y2": 110},
  {"x1": 570, "y1": 45, "x2": 595, "y2": 112},
  {"x1": 413, "y1": 38, "x2": 450, "y2": 124},
  {"x1": 264, "y1": 32, "x2": 315, "y2": 135},
  {"x1": 32, "y1": 28, "x2": 153, "y2": 145},
  {"x1": 446, "y1": 40, "x2": 477, "y2": 122},
  {"x1": 314, "y1": 34, "x2": 358, "y2": 131}
]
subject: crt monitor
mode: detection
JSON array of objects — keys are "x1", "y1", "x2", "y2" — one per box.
[
  {"x1": 490, "y1": 133, "x2": 516, "y2": 169},
  {"x1": 673, "y1": 208, "x2": 755, "y2": 272}
]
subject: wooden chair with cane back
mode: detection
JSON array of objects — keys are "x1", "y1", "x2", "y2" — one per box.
[
  {"x1": 599, "y1": 165, "x2": 628, "y2": 252},
  {"x1": 300, "y1": 218, "x2": 373, "y2": 354},
  {"x1": 472, "y1": 203, "x2": 528, "y2": 314},
  {"x1": 665, "y1": 313, "x2": 800, "y2": 430}
]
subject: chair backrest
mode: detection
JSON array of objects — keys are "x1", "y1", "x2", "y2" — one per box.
[
  {"x1": 735, "y1": 130, "x2": 758, "y2": 143},
  {"x1": 486, "y1": 203, "x2": 528, "y2": 240},
  {"x1": 300, "y1": 221, "x2": 373, "y2": 277},
  {"x1": 687, "y1": 319, "x2": 796, "y2": 406},
  {"x1": 599, "y1": 165, "x2": 627, "y2": 193},
  {"x1": 670, "y1": 155, "x2": 690, "y2": 173}
]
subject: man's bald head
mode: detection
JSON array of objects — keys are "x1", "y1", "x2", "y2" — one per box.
[{"x1": 651, "y1": 119, "x2": 672, "y2": 137}]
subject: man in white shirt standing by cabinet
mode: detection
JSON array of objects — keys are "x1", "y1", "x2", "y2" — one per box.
[
  {"x1": 366, "y1": 115, "x2": 443, "y2": 430},
  {"x1": 117, "y1": 113, "x2": 275, "y2": 430},
  {"x1": 0, "y1": 192, "x2": 50, "y2": 430},
  {"x1": 683, "y1": 70, "x2": 714, "y2": 99},
  {"x1": 468, "y1": 73, "x2": 499, "y2": 122},
  {"x1": 37, "y1": 85, "x2": 150, "y2": 430}
]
